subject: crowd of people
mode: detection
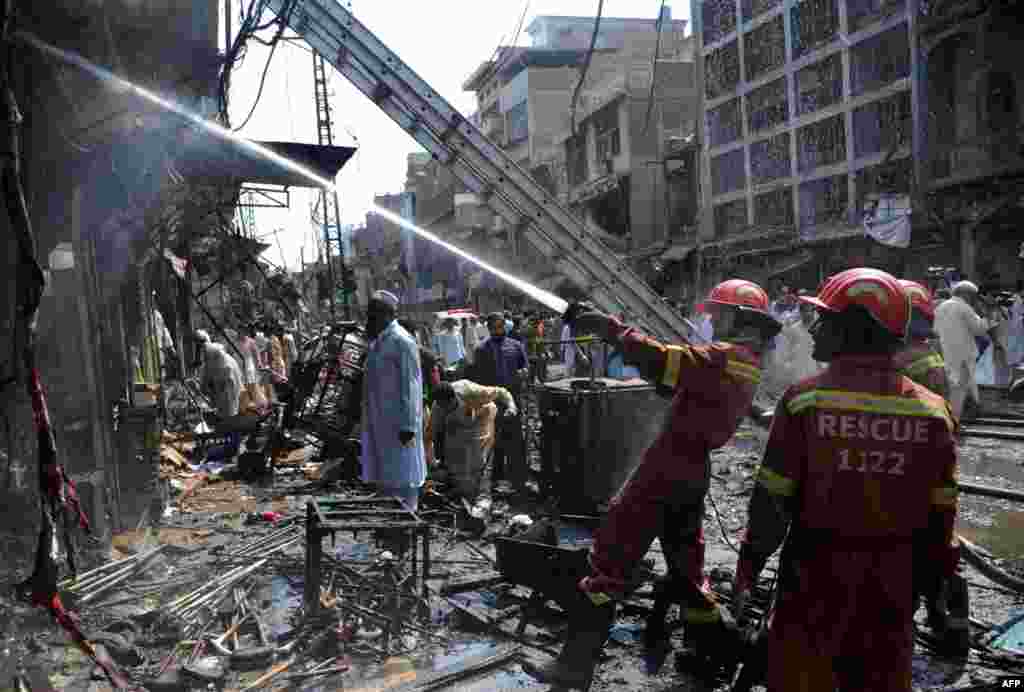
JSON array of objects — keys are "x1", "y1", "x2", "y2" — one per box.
[
  {"x1": 762, "y1": 277, "x2": 1023, "y2": 421},
  {"x1": 187, "y1": 318, "x2": 301, "y2": 421}
]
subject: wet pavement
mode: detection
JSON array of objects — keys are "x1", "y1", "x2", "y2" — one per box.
[{"x1": 0, "y1": 410, "x2": 1021, "y2": 691}]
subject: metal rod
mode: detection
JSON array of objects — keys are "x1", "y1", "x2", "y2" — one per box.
[
  {"x1": 173, "y1": 563, "x2": 266, "y2": 619},
  {"x1": 78, "y1": 546, "x2": 166, "y2": 603},
  {"x1": 958, "y1": 480, "x2": 1024, "y2": 504},
  {"x1": 59, "y1": 552, "x2": 141, "y2": 589}
]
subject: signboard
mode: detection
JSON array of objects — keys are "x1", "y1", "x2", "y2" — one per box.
[{"x1": 863, "y1": 193, "x2": 912, "y2": 248}]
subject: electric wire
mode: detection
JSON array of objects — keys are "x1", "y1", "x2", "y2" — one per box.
[
  {"x1": 569, "y1": 0, "x2": 605, "y2": 136},
  {"x1": 232, "y1": 0, "x2": 298, "y2": 133},
  {"x1": 707, "y1": 487, "x2": 740, "y2": 554},
  {"x1": 476, "y1": 1, "x2": 531, "y2": 89},
  {"x1": 641, "y1": 0, "x2": 668, "y2": 135}
]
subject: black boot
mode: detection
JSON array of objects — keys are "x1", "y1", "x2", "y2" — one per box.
[
  {"x1": 938, "y1": 574, "x2": 971, "y2": 659},
  {"x1": 530, "y1": 596, "x2": 615, "y2": 690},
  {"x1": 678, "y1": 611, "x2": 742, "y2": 683},
  {"x1": 643, "y1": 577, "x2": 674, "y2": 674}
]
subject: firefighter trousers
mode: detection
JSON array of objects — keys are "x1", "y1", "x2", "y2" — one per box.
[
  {"x1": 766, "y1": 542, "x2": 915, "y2": 692},
  {"x1": 586, "y1": 456, "x2": 719, "y2": 623}
]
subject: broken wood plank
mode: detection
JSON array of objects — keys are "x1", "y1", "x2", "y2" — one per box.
[{"x1": 439, "y1": 572, "x2": 505, "y2": 595}]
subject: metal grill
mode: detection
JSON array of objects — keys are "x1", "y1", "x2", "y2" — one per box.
[{"x1": 286, "y1": 322, "x2": 367, "y2": 448}]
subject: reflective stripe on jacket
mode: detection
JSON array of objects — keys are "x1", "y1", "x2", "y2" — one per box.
[{"x1": 740, "y1": 355, "x2": 959, "y2": 584}]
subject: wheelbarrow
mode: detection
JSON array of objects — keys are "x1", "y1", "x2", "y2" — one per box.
[{"x1": 494, "y1": 533, "x2": 593, "y2": 637}]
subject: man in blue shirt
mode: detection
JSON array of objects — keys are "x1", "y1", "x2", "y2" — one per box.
[
  {"x1": 470, "y1": 312, "x2": 529, "y2": 493},
  {"x1": 432, "y1": 317, "x2": 466, "y2": 368}
]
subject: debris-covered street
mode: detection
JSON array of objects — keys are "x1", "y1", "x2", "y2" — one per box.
[
  {"x1": 1, "y1": 0, "x2": 1023, "y2": 690},
  {"x1": 2, "y1": 390, "x2": 1023, "y2": 691}
]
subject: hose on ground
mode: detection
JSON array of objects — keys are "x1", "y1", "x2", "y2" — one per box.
[{"x1": 958, "y1": 534, "x2": 1024, "y2": 594}]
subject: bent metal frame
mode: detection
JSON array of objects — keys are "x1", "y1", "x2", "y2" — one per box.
[{"x1": 304, "y1": 495, "x2": 431, "y2": 611}]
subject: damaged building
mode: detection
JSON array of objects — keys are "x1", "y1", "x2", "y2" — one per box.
[
  {"x1": 689, "y1": 0, "x2": 1023, "y2": 294},
  {"x1": 692, "y1": 0, "x2": 919, "y2": 291},
  {"x1": 380, "y1": 10, "x2": 702, "y2": 311},
  {"x1": 0, "y1": 0, "x2": 353, "y2": 566},
  {"x1": 917, "y1": 0, "x2": 1024, "y2": 286}
]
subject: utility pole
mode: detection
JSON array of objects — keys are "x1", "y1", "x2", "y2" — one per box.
[{"x1": 312, "y1": 50, "x2": 351, "y2": 320}]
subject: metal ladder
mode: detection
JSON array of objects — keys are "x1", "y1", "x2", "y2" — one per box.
[
  {"x1": 312, "y1": 49, "x2": 351, "y2": 319},
  {"x1": 269, "y1": 0, "x2": 690, "y2": 342}
]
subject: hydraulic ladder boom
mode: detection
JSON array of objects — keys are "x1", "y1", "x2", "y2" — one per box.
[{"x1": 270, "y1": 0, "x2": 691, "y2": 342}]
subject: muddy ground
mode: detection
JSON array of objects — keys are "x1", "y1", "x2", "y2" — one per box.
[{"x1": 0, "y1": 408, "x2": 1022, "y2": 691}]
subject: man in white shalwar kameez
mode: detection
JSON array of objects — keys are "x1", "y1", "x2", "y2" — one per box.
[
  {"x1": 934, "y1": 281, "x2": 992, "y2": 419},
  {"x1": 361, "y1": 290, "x2": 426, "y2": 511},
  {"x1": 198, "y1": 335, "x2": 243, "y2": 419}
]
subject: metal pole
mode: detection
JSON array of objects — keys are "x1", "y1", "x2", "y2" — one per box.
[
  {"x1": 321, "y1": 190, "x2": 336, "y2": 321},
  {"x1": 331, "y1": 189, "x2": 351, "y2": 320},
  {"x1": 224, "y1": 0, "x2": 231, "y2": 58}
]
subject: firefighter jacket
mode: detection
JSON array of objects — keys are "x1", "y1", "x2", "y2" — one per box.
[
  {"x1": 581, "y1": 321, "x2": 762, "y2": 597},
  {"x1": 893, "y1": 339, "x2": 949, "y2": 399},
  {"x1": 612, "y1": 321, "x2": 762, "y2": 455},
  {"x1": 736, "y1": 355, "x2": 960, "y2": 593}
]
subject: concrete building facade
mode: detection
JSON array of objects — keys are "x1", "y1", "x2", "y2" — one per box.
[
  {"x1": 692, "y1": 0, "x2": 918, "y2": 243},
  {"x1": 445, "y1": 9, "x2": 700, "y2": 300},
  {"x1": 916, "y1": 0, "x2": 1024, "y2": 288}
]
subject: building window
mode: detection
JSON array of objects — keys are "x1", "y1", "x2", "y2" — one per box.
[
  {"x1": 852, "y1": 91, "x2": 911, "y2": 158},
  {"x1": 797, "y1": 113, "x2": 846, "y2": 173},
  {"x1": 702, "y1": 0, "x2": 738, "y2": 46},
  {"x1": 742, "y1": 0, "x2": 782, "y2": 22},
  {"x1": 795, "y1": 53, "x2": 843, "y2": 115},
  {"x1": 791, "y1": 0, "x2": 839, "y2": 60},
  {"x1": 714, "y1": 198, "x2": 749, "y2": 236},
  {"x1": 707, "y1": 98, "x2": 742, "y2": 147},
  {"x1": 566, "y1": 134, "x2": 588, "y2": 187},
  {"x1": 712, "y1": 148, "x2": 747, "y2": 196},
  {"x1": 985, "y1": 71, "x2": 1018, "y2": 133},
  {"x1": 507, "y1": 101, "x2": 529, "y2": 144},
  {"x1": 755, "y1": 186, "x2": 795, "y2": 227},
  {"x1": 747, "y1": 78, "x2": 788, "y2": 133},
  {"x1": 744, "y1": 15, "x2": 786, "y2": 81},
  {"x1": 593, "y1": 102, "x2": 621, "y2": 163},
  {"x1": 705, "y1": 40, "x2": 741, "y2": 100},
  {"x1": 847, "y1": 0, "x2": 906, "y2": 33},
  {"x1": 850, "y1": 24, "x2": 910, "y2": 97},
  {"x1": 799, "y1": 174, "x2": 849, "y2": 229},
  {"x1": 750, "y1": 132, "x2": 792, "y2": 183},
  {"x1": 854, "y1": 157, "x2": 911, "y2": 216}
]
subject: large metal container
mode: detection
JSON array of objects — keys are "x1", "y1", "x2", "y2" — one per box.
[{"x1": 539, "y1": 377, "x2": 670, "y2": 513}]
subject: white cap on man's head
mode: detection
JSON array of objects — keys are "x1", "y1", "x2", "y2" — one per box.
[
  {"x1": 952, "y1": 280, "x2": 979, "y2": 295},
  {"x1": 371, "y1": 290, "x2": 400, "y2": 308}
]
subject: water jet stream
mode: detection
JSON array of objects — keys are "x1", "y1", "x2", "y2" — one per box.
[
  {"x1": 17, "y1": 30, "x2": 569, "y2": 315},
  {"x1": 368, "y1": 206, "x2": 567, "y2": 314}
]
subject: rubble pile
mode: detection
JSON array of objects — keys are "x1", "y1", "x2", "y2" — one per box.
[{"x1": 0, "y1": 375, "x2": 1021, "y2": 691}]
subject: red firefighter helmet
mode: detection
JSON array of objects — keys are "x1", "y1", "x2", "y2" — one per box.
[
  {"x1": 898, "y1": 279, "x2": 935, "y2": 320},
  {"x1": 707, "y1": 279, "x2": 770, "y2": 313},
  {"x1": 799, "y1": 267, "x2": 910, "y2": 337}
]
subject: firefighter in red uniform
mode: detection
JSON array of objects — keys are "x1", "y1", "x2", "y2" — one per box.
[
  {"x1": 530, "y1": 280, "x2": 782, "y2": 690},
  {"x1": 731, "y1": 268, "x2": 960, "y2": 691},
  {"x1": 893, "y1": 279, "x2": 949, "y2": 398}
]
